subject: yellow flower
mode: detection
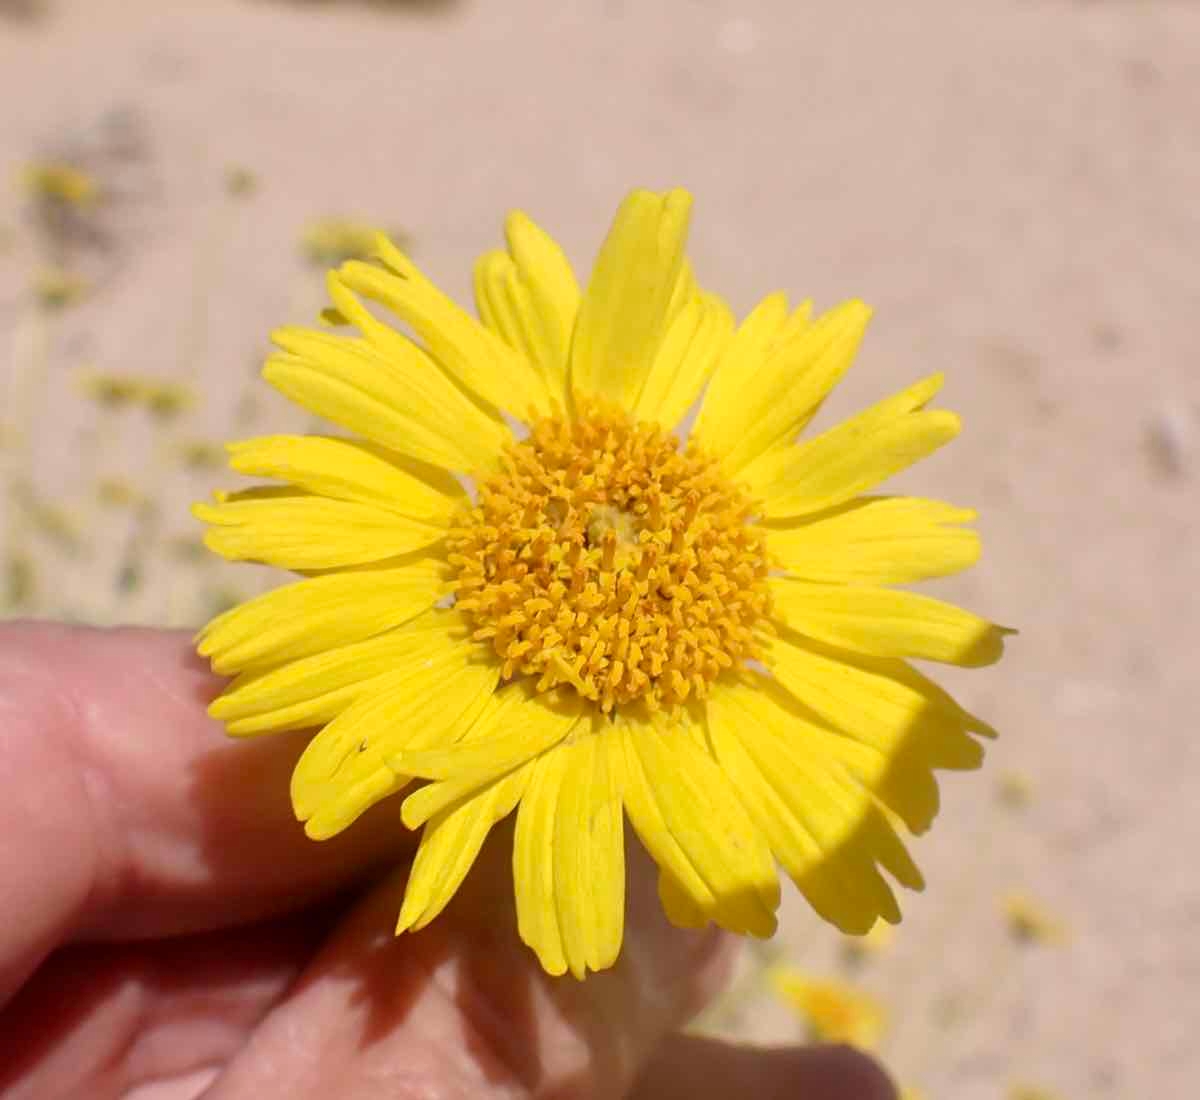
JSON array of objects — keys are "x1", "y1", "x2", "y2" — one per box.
[
  {"x1": 225, "y1": 166, "x2": 258, "y2": 198},
  {"x1": 1008, "y1": 1086, "x2": 1063, "y2": 1100},
  {"x1": 140, "y1": 381, "x2": 197, "y2": 420},
  {"x1": 27, "y1": 502, "x2": 83, "y2": 551},
  {"x1": 996, "y1": 768, "x2": 1034, "y2": 808},
  {"x1": 33, "y1": 267, "x2": 88, "y2": 309},
  {"x1": 20, "y1": 161, "x2": 100, "y2": 207},
  {"x1": 96, "y1": 477, "x2": 149, "y2": 510},
  {"x1": 76, "y1": 367, "x2": 146, "y2": 410},
  {"x1": 174, "y1": 440, "x2": 228, "y2": 471},
  {"x1": 770, "y1": 969, "x2": 887, "y2": 1049},
  {"x1": 4, "y1": 552, "x2": 36, "y2": 609},
  {"x1": 196, "y1": 187, "x2": 1007, "y2": 978},
  {"x1": 1002, "y1": 892, "x2": 1069, "y2": 945},
  {"x1": 301, "y1": 217, "x2": 393, "y2": 266}
]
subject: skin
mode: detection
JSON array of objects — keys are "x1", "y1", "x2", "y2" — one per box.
[{"x1": 0, "y1": 623, "x2": 896, "y2": 1100}]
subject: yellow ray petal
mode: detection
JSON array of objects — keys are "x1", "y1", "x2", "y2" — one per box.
[
  {"x1": 396, "y1": 706, "x2": 540, "y2": 934},
  {"x1": 765, "y1": 497, "x2": 981, "y2": 585},
  {"x1": 656, "y1": 867, "x2": 708, "y2": 928},
  {"x1": 570, "y1": 188, "x2": 693, "y2": 408},
  {"x1": 209, "y1": 612, "x2": 460, "y2": 735},
  {"x1": 553, "y1": 732, "x2": 625, "y2": 977},
  {"x1": 740, "y1": 671, "x2": 981, "y2": 839},
  {"x1": 339, "y1": 240, "x2": 551, "y2": 420},
  {"x1": 514, "y1": 743, "x2": 570, "y2": 976},
  {"x1": 694, "y1": 299, "x2": 871, "y2": 473},
  {"x1": 265, "y1": 324, "x2": 509, "y2": 472},
  {"x1": 766, "y1": 631, "x2": 996, "y2": 756},
  {"x1": 630, "y1": 292, "x2": 734, "y2": 429},
  {"x1": 196, "y1": 556, "x2": 448, "y2": 675},
  {"x1": 473, "y1": 210, "x2": 580, "y2": 409},
  {"x1": 395, "y1": 783, "x2": 501, "y2": 934},
  {"x1": 693, "y1": 292, "x2": 795, "y2": 440},
  {"x1": 762, "y1": 633, "x2": 993, "y2": 838},
  {"x1": 193, "y1": 492, "x2": 443, "y2": 570},
  {"x1": 226, "y1": 435, "x2": 465, "y2": 524},
  {"x1": 707, "y1": 681, "x2": 915, "y2": 932},
  {"x1": 744, "y1": 375, "x2": 960, "y2": 516},
  {"x1": 293, "y1": 635, "x2": 500, "y2": 838},
  {"x1": 769, "y1": 578, "x2": 1008, "y2": 667},
  {"x1": 397, "y1": 690, "x2": 584, "y2": 829},
  {"x1": 617, "y1": 720, "x2": 779, "y2": 937}
]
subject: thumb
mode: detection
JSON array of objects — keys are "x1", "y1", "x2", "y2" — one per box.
[{"x1": 199, "y1": 826, "x2": 733, "y2": 1100}]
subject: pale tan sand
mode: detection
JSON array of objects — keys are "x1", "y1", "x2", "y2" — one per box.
[{"x1": 2, "y1": 1, "x2": 1198, "y2": 1096}]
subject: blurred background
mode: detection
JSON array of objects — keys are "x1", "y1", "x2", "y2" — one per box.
[{"x1": 1, "y1": 1, "x2": 1196, "y2": 1097}]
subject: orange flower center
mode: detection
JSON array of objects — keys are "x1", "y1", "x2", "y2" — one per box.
[{"x1": 450, "y1": 402, "x2": 771, "y2": 714}]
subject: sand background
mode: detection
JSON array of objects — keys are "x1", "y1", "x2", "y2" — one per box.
[{"x1": 2, "y1": 1, "x2": 1198, "y2": 1097}]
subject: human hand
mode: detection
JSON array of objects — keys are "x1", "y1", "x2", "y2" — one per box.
[{"x1": 0, "y1": 623, "x2": 895, "y2": 1099}]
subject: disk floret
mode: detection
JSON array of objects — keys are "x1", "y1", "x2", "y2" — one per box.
[{"x1": 450, "y1": 402, "x2": 771, "y2": 713}]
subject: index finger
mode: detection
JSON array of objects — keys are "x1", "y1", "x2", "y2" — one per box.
[{"x1": 0, "y1": 622, "x2": 410, "y2": 1004}]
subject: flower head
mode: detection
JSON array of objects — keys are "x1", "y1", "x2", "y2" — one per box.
[{"x1": 196, "y1": 187, "x2": 1007, "y2": 977}]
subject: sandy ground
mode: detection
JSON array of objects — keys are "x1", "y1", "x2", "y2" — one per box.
[{"x1": 2, "y1": 1, "x2": 1198, "y2": 1097}]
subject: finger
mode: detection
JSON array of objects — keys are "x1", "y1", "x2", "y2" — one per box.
[
  {"x1": 201, "y1": 834, "x2": 736, "y2": 1100},
  {"x1": 0, "y1": 905, "x2": 338, "y2": 1100},
  {"x1": 629, "y1": 1034, "x2": 898, "y2": 1100},
  {"x1": 0, "y1": 623, "x2": 411, "y2": 1003}
]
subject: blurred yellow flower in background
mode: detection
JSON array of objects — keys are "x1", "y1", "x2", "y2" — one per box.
[
  {"x1": 1003, "y1": 892, "x2": 1070, "y2": 946},
  {"x1": 770, "y1": 968, "x2": 888, "y2": 1049},
  {"x1": 96, "y1": 477, "x2": 149, "y2": 510},
  {"x1": 1008, "y1": 1085, "x2": 1064, "y2": 1100},
  {"x1": 20, "y1": 160, "x2": 100, "y2": 207},
  {"x1": 32, "y1": 267, "x2": 88, "y2": 309},
  {"x1": 174, "y1": 440, "x2": 227, "y2": 471},
  {"x1": 996, "y1": 768, "x2": 1035, "y2": 808},
  {"x1": 300, "y1": 216, "x2": 389, "y2": 266},
  {"x1": 196, "y1": 187, "x2": 1007, "y2": 977},
  {"x1": 140, "y1": 380, "x2": 197, "y2": 420},
  {"x1": 75, "y1": 367, "x2": 145, "y2": 410}
]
